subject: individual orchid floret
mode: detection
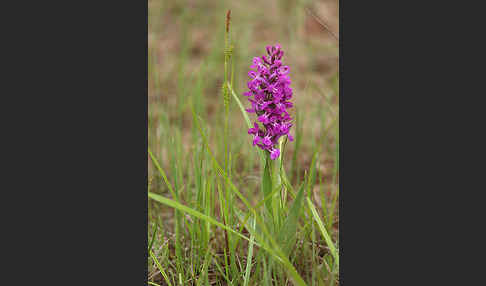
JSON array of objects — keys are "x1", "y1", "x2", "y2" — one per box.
[{"x1": 270, "y1": 148, "x2": 280, "y2": 160}]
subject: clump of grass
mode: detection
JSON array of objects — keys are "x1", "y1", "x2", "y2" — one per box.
[{"x1": 149, "y1": 4, "x2": 338, "y2": 286}]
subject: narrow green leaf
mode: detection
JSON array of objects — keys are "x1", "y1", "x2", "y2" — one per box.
[
  {"x1": 148, "y1": 223, "x2": 158, "y2": 252},
  {"x1": 278, "y1": 182, "x2": 306, "y2": 255},
  {"x1": 148, "y1": 192, "x2": 255, "y2": 246},
  {"x1": 196, "y1": 250, "x2": 212, "y2": 286},
  {"x1": 211, "y1": 252, "x2": 234, "y2": 286},
  {"x1": 243, "y1": 218, "x2": 255, "y2": 286},
  {"x1": 227, "y1": 83, "x2": 264, "y2": 162},
  {"x1": 262, "y1": 155, "x2": 273, "y2": 217},
  {"x1": 227, "y1": 82, "x2": 251, "y2": 129},
  {"x1": 306, "y1": 197, "x2": 339, "y2": 268},
  {"x1": 149, "y1": 250, "x2": 173, "y2": 286},
  {"x1": 148, "y1": 149, "x2": 177, "y2": 199}
]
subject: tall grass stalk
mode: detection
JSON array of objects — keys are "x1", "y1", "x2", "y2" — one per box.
[{"x1": 221, "y1": 9, "x2": 239, "y2": 281}]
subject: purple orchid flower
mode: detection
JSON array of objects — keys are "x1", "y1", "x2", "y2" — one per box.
[{"x1": 245, "y1": 44, "x2": 293, "y2": 160}]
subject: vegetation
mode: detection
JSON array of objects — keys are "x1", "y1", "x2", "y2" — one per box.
[{"x1": 148, "y1": 1, "x2": 339, "y2": 285}]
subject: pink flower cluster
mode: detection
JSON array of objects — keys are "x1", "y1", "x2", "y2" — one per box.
[{"x1": 245, "y1": 44, "x2": 293, "y2": 160}]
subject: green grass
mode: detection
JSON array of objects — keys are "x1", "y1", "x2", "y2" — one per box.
[{"x1": 148, "y1": 0, "x2": 339, "y2": 285}]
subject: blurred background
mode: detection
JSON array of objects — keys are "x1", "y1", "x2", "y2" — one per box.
[
  {"x1": 148, "y1": 0, "x2": 339, "y2": 283},
  {"x1": 148, "y1": 0, "x2": 338, "y2": 189}
]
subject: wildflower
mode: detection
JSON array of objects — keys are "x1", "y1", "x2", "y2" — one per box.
[
  {"x1": 245, "y1": 44, "x2": 293, "y2": 159},
  {"x1": 248, "y1": 122, "x2": 259, "y2": 135},
  {"x1": 270, "y1": 148, "x2": 280, "y2": 160},
  {"x1": 258, "y1": 112, "x2": 270, "y2": 124}
]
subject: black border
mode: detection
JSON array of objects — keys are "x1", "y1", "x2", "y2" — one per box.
[
  {"x1": 12, "y1": 1, "x2": 149, "y2": 284},
  {"x1": 12, "y1": 0, "x2": 468, "y2": 284}
]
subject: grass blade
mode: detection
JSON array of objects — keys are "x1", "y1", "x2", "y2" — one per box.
[
  {"x1": 148, "y1": 192, "x2": 255, "y2": 245},
  {"x1": 306, "y1": 197, "x2": 339, "y2": 268},
  {"x1": 148, "y1": 149, "x2": 177, "y2": 199},
  {"x1": 148, "y1": 223, "x2": 158, "y2": 252},
  {"x1": 243, "y1": 218, "x2": 255, "y2": 286},
  {"x1": 228, "y1": 82, "x2": 251, "y2": 129},
  {"x1": 149, "y1": 250, "x2": 173, "y2": 286},
  {"x1": 227, "y1": 82, "x2": 265, "y2": 162}
]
